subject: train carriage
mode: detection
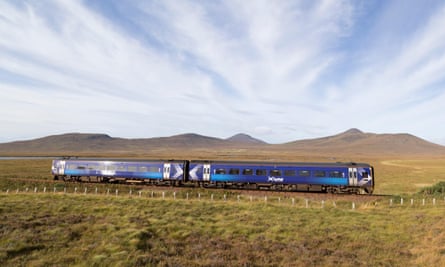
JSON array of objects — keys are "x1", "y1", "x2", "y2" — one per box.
[
  {"x1": 52, "y1": 158, "x2": 187, "y2": 184},
  {"x1": 188, "y1": 161, "x2": 374, "y2": 194}
]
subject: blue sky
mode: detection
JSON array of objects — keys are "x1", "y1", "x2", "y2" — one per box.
[{"x1": 1, "y1": 0, "x2": 445, "y2": 144}]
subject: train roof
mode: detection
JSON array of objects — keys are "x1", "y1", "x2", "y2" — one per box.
[
  {"x1": 54, "y1": 157, "x2": 186, "y2": 163},
  {"x1": 190, "y1": 160, "x2": 372, "y2": 168}
]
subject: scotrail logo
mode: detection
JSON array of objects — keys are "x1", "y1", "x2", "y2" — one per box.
[{"x1": 268, "y1": 176, "x2": 284, "y2": 183}]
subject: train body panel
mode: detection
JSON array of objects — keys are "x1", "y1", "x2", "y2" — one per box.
[
  {"x1": 53, "y1": 158, "x2": 374, "y2": 194},
  {"x1": 189, "y1": 161, "x2": 374, "y2": 193},
  {"x1": 52, "y1": 159, "x2": 187, "y2": 181}
]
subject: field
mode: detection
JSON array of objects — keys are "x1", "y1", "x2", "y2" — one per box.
[{"x1": 1, "y1": 156, "x2": 445, "y2": 266}]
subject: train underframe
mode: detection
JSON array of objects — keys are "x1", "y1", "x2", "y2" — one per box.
[{"x1": 54, "y1": 175, "x2": 373, "y2": 195}]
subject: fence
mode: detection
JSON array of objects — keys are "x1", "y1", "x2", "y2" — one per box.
[{"x1": 1, "y1": 186, "x2": 444, "y2": 210}]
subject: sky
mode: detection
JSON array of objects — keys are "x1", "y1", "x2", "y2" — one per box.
[{"x1": 1, "y1": 0, "x2": 445, "y2": 144}]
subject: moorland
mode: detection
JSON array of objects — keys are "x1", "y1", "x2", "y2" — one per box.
[{"x1": 1, "y1": 129, "x2": 445, "y2": 266}]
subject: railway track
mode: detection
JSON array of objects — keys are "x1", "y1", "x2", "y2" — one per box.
[{"x1": 2, "y1": 177, "x2": 389, "y2": 202}]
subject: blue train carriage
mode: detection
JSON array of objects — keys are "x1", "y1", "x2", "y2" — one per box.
[
  {"x1": 188, "y1": 161, "x2": 374, "y2": 194},
  {"x1": 52, "y1": 158, "x2": 187, "y2": 185}
]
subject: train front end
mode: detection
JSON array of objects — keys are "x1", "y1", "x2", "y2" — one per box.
[
  {"x1": 348, "y1": 164, "x2": 374, "y2": 194},
  {"x1": 51, "y1": 159, "x2": 66, "y2": 180}
]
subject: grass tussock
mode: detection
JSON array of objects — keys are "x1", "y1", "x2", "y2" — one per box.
[{"x1": 419, "y1": 181, "x2": 445, "y2": 195}]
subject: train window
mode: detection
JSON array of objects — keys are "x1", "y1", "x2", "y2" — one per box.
[
  {"x1": 88, "y1": 165, "x2": 98, "y2": 170},
  {"x1": 67, "y1": 164, "x2": 76, "y2": 170},
  {"x1": 148, "y1": 167, "x2": 160, "y2": 173},
  {"x1": 362, "y1": 172, "x2": 368, "y2": 178},
  {"x1": 284, "y1": 170, "x2": 296, "y2": 176},
  {"x1": 314, "y1": 170, "x2": 326, "y2": 177},
  {"x1": 139, "y1": 166, "x2": 148, "y2": 172},
  {"x1": 256, "y1": 169, "x2": 267, "y2": 176},
  {"x1": 270, "y1": 170, "x2": 282, "y2": 176},
  {"x1": 329, "y1": 171, "x2": 343, "y2": 178},
  {"x1": 298, "y1": 170, "x2": 310, "y2": 177},
  {"x1": 117, "y1": 165, "x2": 126, "y2": 171},
  {"x1": 229, "y1": 169, "x2": 240, "y2": 175},
  {"x1": 128, "y1": 166, "x2": 137, "y2": 172},
  {"x1": 215, "y1": 168, "x2": 226, "y2": 174},
  {"x1": 242, "y1": 169, "x2": 253, "y2": 175},
  {"x1": 77, "y1": 165, "x2": 86, "y2": 170},
  {"x1": 107, "y1": 165, "x2": 117, "y2": 171}
]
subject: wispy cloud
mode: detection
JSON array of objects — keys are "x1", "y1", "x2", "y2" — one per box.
[{"x1": 1, "y1": 0, "x2": 445, "y2": 143}]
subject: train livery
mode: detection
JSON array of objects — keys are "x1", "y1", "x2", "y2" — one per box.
[{"x1": 52, "y1": 158, "x2": 374, "y2": 194}]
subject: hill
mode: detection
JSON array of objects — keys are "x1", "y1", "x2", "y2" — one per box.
[
  {"x1": 283, "y1": 128, "x2": 445, "y2": 155},
  {"x1": 0, "y1": 132, "x2": 266, "y2": 155},
  {"x1": 225, "y1": 133, "x2": 267, "y2": 144},
  {"x1": 0, "y1": 129, "x2": 444, "y2": 157}
]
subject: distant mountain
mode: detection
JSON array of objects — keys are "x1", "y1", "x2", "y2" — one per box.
[
  {"x1": 0, "y1": 132, "x2": 266, "y2": 155},
  {"x1": 1, "y1": 129, "x2": 444, "y2": 156},
  {"x1": 0, "y1": 133, "x2": 116, "y2": 154},
  {"x1": 147, "y1": 133, "x2": 226, "y2": 148},
  {"x1": 226, "y1": 133, "x2": 267, "y2": 144},
  {"x1": 284, "y1": 128, "x2": 445, "y2": 155}
]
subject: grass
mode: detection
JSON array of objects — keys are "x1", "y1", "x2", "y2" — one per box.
[
  {"x1": 2, "y1": 193, "x2": 444, "y2": 266},
  {"x1": 419, "y1": 181, "x2": 445, "y2": 195},
  {"x1": 370, "y1": 158, "x2": 445, "y2": 195},
  {"x1": 0, "y1": 159, "x2": 52, "y2": 177},
  {"x1": 1, "y1": 157, "x2": 445, "y2": 266}
]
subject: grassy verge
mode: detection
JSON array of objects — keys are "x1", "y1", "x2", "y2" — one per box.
[{"x1": 1, "y1": 193, "x2": 444, "y2": 266}]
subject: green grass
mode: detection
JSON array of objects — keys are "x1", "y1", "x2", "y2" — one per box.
[
  {"x1": 0, "y1": 159, "x2": 52, "y2": 180},
  {"x1": 2, "y1": 193, "x2": 444, "y2": 266},
  {"x1": 1, "y1": 158, "x2": 445, "y2": 266}
]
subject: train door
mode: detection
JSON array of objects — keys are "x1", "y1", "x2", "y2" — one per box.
[
  {"x1": 348, "y1": 168, "x2": 358, "y2": 186},
  {"x1": 53, "y1": 160, "x2": 66, "y2": 175},
  {"x1": 203, "y1": 164, "x2": 210, "y2": 181},
  {"x1": 163, "y1": 163, "x2": 171, "y2": 179}
]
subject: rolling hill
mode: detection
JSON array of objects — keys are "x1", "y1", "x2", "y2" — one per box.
[
  {"x1": 0, "y1": 132, "x2": 267, "y2": 155},
  {"x1": 226, "y1": 133, "x2": 267, "y2": 145},
  {"x1": 283, "y1": 128, "x2": 445, "y2": 155},
  {"x1": 0, "y1": 129, "x2": 444, "y2": 157}
]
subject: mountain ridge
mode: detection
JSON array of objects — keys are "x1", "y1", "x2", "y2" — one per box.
[
  {"x1": 284, "y1": 129, "x2": 445, "y2": 155},
  {"x1": 1, "y1": 129, "x2": 444, "y2": 156}
]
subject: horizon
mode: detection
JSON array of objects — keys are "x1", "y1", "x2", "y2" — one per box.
[
  {"x1": 2, "y1": 128, "x2": 445, "y2": 147},
  {"x1": 1, "y1": 1, "x2": 445, "y2": 145}
]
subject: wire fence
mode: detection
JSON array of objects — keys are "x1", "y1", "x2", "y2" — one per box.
[{"x1": 1, "y1": 186, "x2": 445, "y2": 210}]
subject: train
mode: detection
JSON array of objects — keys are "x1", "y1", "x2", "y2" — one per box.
[{"x1": 52, "y1": 158, "x2": 374, "y2": 194}]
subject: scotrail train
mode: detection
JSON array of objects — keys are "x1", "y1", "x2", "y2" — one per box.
[{"x1": 52, "y1": 158, "x2": 374, "y2": 194}]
